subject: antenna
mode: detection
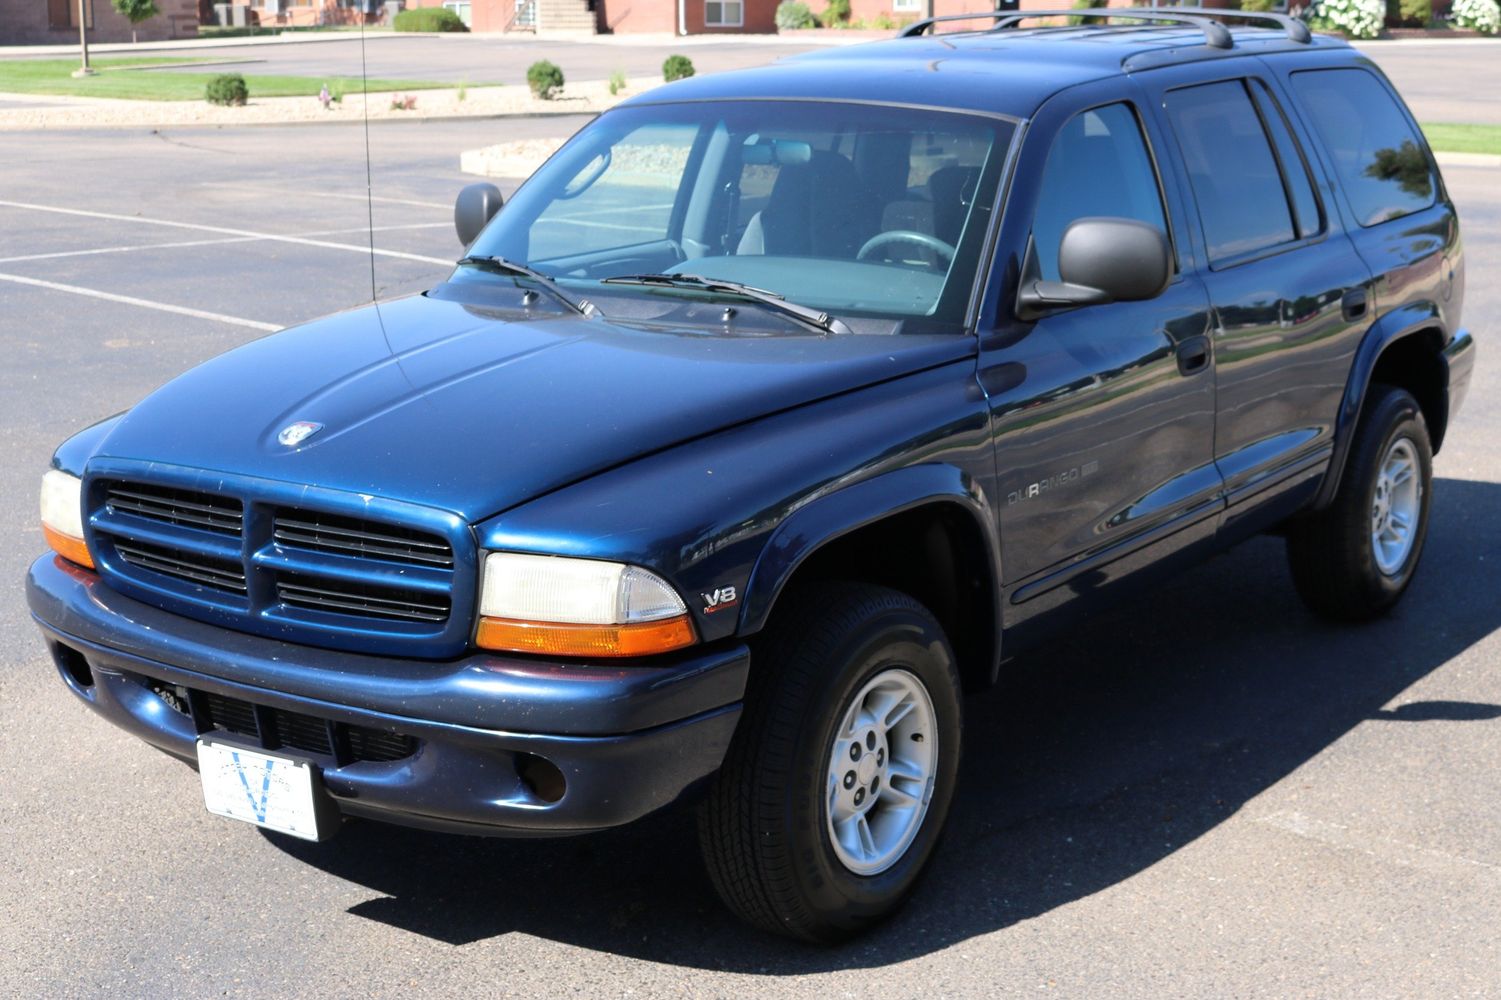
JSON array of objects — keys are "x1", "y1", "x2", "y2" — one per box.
[{"x1": 358, "y1": 11, "x2": 377, "y2": 303}]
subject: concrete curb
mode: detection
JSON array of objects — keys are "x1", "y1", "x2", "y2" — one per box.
[{"x1": 1434, "y1": 150, "x2": 1501, "y2": 168}]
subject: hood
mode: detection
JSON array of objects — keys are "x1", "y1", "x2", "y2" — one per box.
[{"x1": 93, "y1": 289, "x2": 975, "y2": 521}]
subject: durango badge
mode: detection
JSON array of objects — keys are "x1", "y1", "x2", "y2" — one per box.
[{"x1": 276, "y1": 421, "x2": 323, "y2": 448}]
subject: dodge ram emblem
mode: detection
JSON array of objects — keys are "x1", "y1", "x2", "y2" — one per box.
[{"x1": 277, "y1": 421, "x2": 323, "y2": 447}]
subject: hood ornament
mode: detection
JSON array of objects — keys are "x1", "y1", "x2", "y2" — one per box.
[{"x1": 277, "y1": 421, "x2": 323, "y2": 448}]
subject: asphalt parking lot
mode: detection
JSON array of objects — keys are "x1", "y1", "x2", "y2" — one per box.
[{"x1": 2, "y1": 101, "x2": 1500, "y2": 998}]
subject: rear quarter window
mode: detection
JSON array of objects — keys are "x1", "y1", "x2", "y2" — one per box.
[{"x1": 1290, "y1": 68, "x2": 1436, "y2": 227}]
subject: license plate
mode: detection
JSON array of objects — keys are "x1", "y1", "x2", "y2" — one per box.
[{"x1": 196, "y1": 739, "x2": 327, "y2": 841}]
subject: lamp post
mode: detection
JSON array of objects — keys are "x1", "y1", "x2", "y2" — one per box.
[{"x1": 72, "y1": 0, "x2": 96, "y2": 78}]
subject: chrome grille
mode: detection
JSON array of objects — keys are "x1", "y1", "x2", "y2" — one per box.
[
  {"x1": 114, "y1": 539, "x2": 248, "y2": 595},
  {"x1": 105, "y1": 482, "x2": 243, "y2": 536},
  {"x1": 273, "y1": 510, "x2": 453, "y2": 568}
]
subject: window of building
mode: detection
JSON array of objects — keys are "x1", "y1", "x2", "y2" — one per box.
[
  {"x1": 1164, "y1": 80, "x2": 1297, "y2": 264},
  {"x1": 705, "y1": 0, "x2": 743, "y2": 25},
  {"x1": 893, "y1": 0, "x2": 922, "y2": 11},
  {"x1": 1030, "y1": 103, "x2": 1170, "y2": 282},
  {"x1": 1290, "y1": 68, "x2": 1436, "y2": 228}
]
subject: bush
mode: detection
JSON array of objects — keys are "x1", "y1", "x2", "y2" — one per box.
[
  {"x1": 822, "y1": 0, "x2": 849, "y2": 24},
  {"x1": 389, "y1": 94, "x2": 417, "y2": 110},
  {"x1": 1067, "y1": 0, "x2": 1107, "y2": 26},
  {"x1": 1452, "y1": 0, "x2": 1501, "y2": 32},
  {"x1": 1239, "y1": 0, "x2": 1278, "y2": 12},
  {"x1": 1309, "y1": 0, "x2": 1385, "y2": 37},
  {"x1": 204, "y1": 73, "x2": 248, "y2": 106},
  {"x1": 527, "y1": 59, "x2": 564, "y2": 100},
  {"x1": 391, "y1": 7, "x2": 468, "y2": 31},
  {"x1": 775, "y1": 1, "x2": 817, "y2": 29},
  {"x1": 662, "y1": 54, "x2": 695, "y2": 82},
  {"x1": 1388, "y1": 0, "x2": 1431, "y2": 24}
]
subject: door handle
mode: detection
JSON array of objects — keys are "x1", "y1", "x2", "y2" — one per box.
[
  {"x1": 1176, "y1": 334, "x2": 1211, "y2": 376},
  {"x1": 1342, "y1": 288, "x2": 1368, "y2": 321}
]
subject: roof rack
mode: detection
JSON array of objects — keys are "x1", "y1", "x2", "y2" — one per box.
[{"x1": 898, "y1": 6, "x2": 1312, "y2": 47}]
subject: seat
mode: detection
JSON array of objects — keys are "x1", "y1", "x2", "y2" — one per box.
[{"x1": 736, "y1": 151, "x2": 876, "y2": 258}]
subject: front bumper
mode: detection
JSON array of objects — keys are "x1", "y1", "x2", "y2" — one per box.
[{"x1": 27, "y1": 554, "x2": 747, "y2": 836}]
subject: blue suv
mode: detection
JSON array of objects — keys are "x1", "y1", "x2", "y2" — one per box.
[{"x1": 27, "y1": 8, "x2": 1474, "y2": 941}]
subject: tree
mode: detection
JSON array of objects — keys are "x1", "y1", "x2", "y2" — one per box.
[{"x1": 110, "y1": 0, "x2": 159, "y2": 44}]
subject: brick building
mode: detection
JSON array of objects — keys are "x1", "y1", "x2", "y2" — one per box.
[{"x1": 0, "y1": 0, "x2": 199, "y2": 43}]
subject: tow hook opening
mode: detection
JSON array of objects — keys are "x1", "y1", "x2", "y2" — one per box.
[{"x1": 515, "y1": 753, "x2": 566, "y2": 804}]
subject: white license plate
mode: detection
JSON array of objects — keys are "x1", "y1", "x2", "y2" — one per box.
[{"x1": 197, "y1": 739, "x2": 326, "y2": 841}]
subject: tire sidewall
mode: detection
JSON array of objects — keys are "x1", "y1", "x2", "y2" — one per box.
[
  {"x1": 784, "y1": 604, "x2": 962, "y2": 932},
  {"x1": 1345, "y1": 388, "x2": 1433, "y2": 602}
]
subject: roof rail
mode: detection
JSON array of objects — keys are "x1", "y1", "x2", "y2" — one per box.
[{"x1": 898, "y1": 5, "x2": 1312, "y2": 46}]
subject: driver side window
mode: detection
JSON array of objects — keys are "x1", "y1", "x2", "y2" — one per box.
[{"x1": 1031, "y1": 103, "x2": 1171, "y2": 281}]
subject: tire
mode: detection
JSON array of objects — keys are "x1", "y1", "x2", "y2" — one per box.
[
  {"x1": 1287, "y1": 384, "x2": 1433, "y2": 621},
  {"x1": 698, "y1": 581, "x2": 962, "y2": 943}
]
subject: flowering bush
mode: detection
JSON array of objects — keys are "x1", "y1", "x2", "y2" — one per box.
[
  {"x1": 1310, "y1": 0, "x2": 1386, "y2": 37},
  {"x1": 1452, "y1": 0, "x2": 1501, "y2": 33}
]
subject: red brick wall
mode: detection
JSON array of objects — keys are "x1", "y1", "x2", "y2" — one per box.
[{"x1": 0, "y1": 0, "x2": 198, "y2": 44}]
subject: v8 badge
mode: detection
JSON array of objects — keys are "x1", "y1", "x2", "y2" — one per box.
[{"x1": 701, "y1": 586, "x2": 738, "y2": 615}]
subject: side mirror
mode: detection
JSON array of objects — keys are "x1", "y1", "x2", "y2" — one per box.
[
  {"x1": 1016, "y1": 217, "x2": 1172, "y2": 320},
  {"x1": 455, "y1": 182, "x2": 504, "y2": 247}
]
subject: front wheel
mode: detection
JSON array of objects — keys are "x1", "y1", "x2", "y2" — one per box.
[
  {"x1": 1287, "y1": 384, "x2": 1433, "y2": 620},
  {"x1": 698, "y1": 582, "x2": 962, "y2": 942}
]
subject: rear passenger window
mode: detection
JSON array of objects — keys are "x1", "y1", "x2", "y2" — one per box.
[
  {"x1": 1290, "y1": 68, "x2": 1436, "y2": 227},
  {"x1": 1251, "y1": 81, "x2": 1323, "y2": 240},
  {"x1": 1031, "y1": 103, "x2": 1170, "y2": 282},
  {"x1": 1164, "y1": 80, "x2": 1297, "y2": 264}
]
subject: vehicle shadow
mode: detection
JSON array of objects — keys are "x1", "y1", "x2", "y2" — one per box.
[{"x1": 266, "y1": 476, "x2": 1501, "y2": 971}]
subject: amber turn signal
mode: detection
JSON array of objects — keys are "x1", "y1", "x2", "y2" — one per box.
[
  {"x1": 43, "y1": 523, "x2": 94, "y2": 570},
  {"x1": 476, "y1": 614, "x2": 696, "y2": 658}
]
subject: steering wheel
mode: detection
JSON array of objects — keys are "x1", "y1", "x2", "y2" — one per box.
[{"x1": 856, "y1": 230, "x2": 958, "y2": 266}]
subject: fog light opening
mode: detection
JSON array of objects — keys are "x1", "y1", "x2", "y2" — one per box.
[
  {"x1": 52, "y1": 643, "x2": 94, "y2": 689},
  {"x1": 515, "y1": 753, "x2": 566, "y2": 804}
]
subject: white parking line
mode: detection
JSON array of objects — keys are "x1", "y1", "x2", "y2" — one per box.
[
  {"x1": 0, "y1": 200, "x2": 453, "y2": 266},
  {"x1": 0, "y1": 271, "x2": 280, "y2": 332},
  {"x1": 0, "y1": 222, "x2": 451, "y2": 266},
  {"x1": 196, "y1": 182, "x2": 451, "y2": 210}
]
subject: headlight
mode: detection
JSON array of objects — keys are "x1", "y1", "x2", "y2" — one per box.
[
  {"x1": 476, "y1": 552, "x2": 695, "y2": 657},
  {"x1": 40, "y1": 470, "x2": 93, "y2": 569}
]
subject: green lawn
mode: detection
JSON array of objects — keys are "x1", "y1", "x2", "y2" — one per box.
[
  {"x1": 0, "y1": 57, "x2": 479, "y2": 101},
  {"x1": 1421, "y1": 122, "x2": 1501, "y2": 156}
]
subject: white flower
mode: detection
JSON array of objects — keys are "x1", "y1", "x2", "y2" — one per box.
[
  {"x1": 1453, "y1": 0, "x2": 1501, "y2": 34},
  {"x1": 1311, "y1": 0, "x2": 1386, "y2": 39}
]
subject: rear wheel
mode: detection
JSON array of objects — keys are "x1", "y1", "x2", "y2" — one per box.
[
  {"x1": 698, "y1": 582, "x2": 962, "y2": 942},
  {"x1": 1287, "y1": 384, "x2": 1433, "y2": 620}
]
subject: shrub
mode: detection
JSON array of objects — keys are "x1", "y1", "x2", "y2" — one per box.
[
  {"x1": 1067, "y1": 0, "x2": 1107, "y2": 26},
  {"x1": 775, "y1": 1, "x2": 817, "y2": 29},
  {"x1": 1309, "y1": 0, "x2": 1385, "y2": 37},
  {"x1": 391, "y1": 7, "x2": 468, "y2": 32},
  {"x1": 204, "y1": 73, "x2": 248, "y2": 106},
  {"x1": 389, "y1": 94, "x2": 417, "y2": 110},
  {"x1": 822, "y1": 0, "x2": 850, "y2": 24},
  {"x1": 527, "y1": 60, "x2": 564, "y2": 100},
  {"x1": 1388, "y1": 0, "x2": 1431, "y2": 24},
  {"x1": 871, "y1": 11, "x2": 895, "y2": 28},
  {"x1": 662, "y1": 54, "x2": 695, "y2": 82},
  {"x1": 1452, "y1": 0, "x2": 1501, "y2": 32},
  {"x1": 608, "y1": 69, "x2": 627, "y2": 95},
  {"x1": 1239, "y1": 0, "x2": 1278, "y2": 11}
]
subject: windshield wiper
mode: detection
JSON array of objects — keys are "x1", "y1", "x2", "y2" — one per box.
[
  {"x1": 455, "y1": 255, "x2": 594, "y2": 316},
  {"x1": 600, "y1": 273, "x2": 851, "y2": 335}
]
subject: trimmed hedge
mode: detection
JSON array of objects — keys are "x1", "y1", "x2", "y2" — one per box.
[
  {"x1": 392, "y1": 7, "x2": 469, "y2": 32},
  {"x1": 775, "y1": 1, "x2": 817, "y2": 29}
]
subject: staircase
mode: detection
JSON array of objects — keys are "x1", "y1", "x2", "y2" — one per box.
[{"x1": 534, "y1": 0, "x2": 596, "y2": 33}]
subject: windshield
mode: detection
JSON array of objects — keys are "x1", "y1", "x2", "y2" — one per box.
[{"x1": 461, "y1": 100, "x2": 1015, "y2": 334}]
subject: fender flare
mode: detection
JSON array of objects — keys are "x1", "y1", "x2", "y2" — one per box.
[
  {"x1": 1315, "y1": 302, "x2": 1447, "y2": 509},
  {"x1": 736, "y1": 463, "x2": 1004, "y2": 684}
]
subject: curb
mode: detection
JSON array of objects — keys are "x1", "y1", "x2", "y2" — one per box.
[{"x1": 1433, "y1": 150, "x2": 1501, "y2": 168}]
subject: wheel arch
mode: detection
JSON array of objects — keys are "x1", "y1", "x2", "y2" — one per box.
[
  {"x1": 1316, "y1": 306, "x2": 1451, "y2": 510},
  {"x1": 737, "y1": 464, "x2": 1003, "y2": 692}
]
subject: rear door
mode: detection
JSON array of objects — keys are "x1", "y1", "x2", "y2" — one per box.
[{"x1": 1141, "y1": 64, "x2": 1375, "y2": 532}]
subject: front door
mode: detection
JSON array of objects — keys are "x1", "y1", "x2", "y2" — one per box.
[{"x1": 980, "y1": 85, "x2": 1222, "y2": 644}]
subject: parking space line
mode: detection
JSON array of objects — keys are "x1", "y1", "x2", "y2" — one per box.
[
  {"x1": 196, "y1": 182, "x2": 451, "y2": 210},
  {"x1": 0, "y1": 200, "x2": 453, "y2": 267},
  {"x1": 0, "y1": 272, "x2": 280, "y2": 332},
  {"x1": 0, "y1": 223, "x2": 450, "y2": 266}
]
